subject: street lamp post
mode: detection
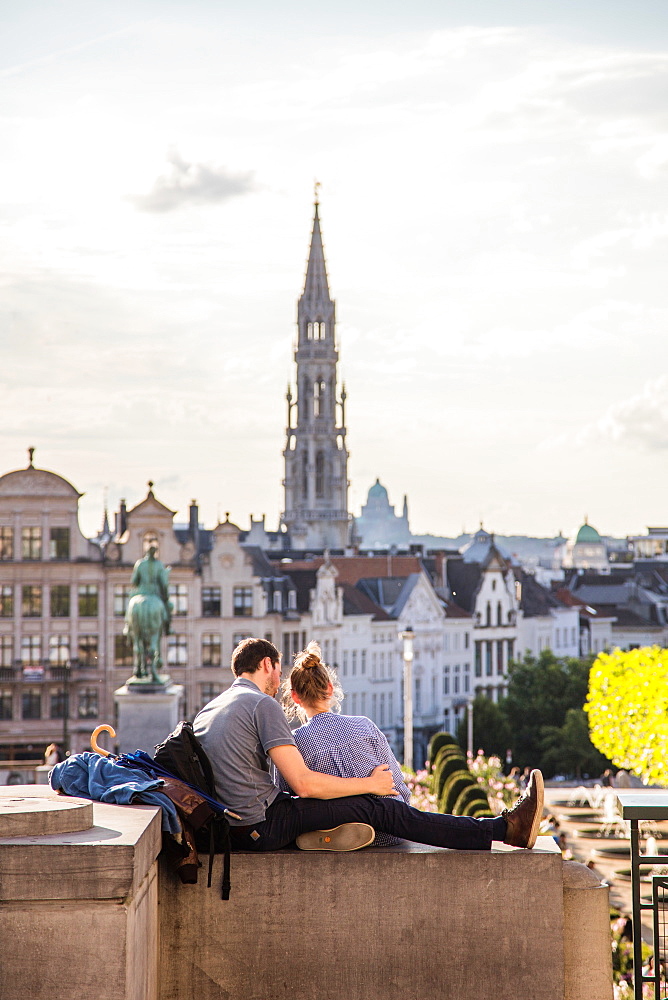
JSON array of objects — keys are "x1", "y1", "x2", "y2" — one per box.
[
  {"x1": 399, "y1": 628, "x2": 414, "y2": 771},
  {"x1": 62, "y1": 659, "x2": 71, "y2": 757}
]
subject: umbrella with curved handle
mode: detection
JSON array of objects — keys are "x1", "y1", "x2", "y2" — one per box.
[{"x1": 90, "y1": 724, "x2": 116, "y2": 757}]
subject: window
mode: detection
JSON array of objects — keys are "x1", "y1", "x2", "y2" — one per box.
[
  {"x1": 0, "y1": 527, "x2": 13, "y2": 560},
  {"x1": 114, "y1": 585, "x2": 131, "y2": 617},
  {"x1": 21, "y1": 635, "x2": 42, "y2": 667},
  {"x1": 315, "y1": 451, "x2": 325, "y2": 496},
  {"x1": 200, "y1": 683, "x2": 221, "y2": 709},
  {"x1": 352, "y1": 650, "x2": 357, "y2": 676},
  {"x1": 233, "y1": 587, "x2": 253, "y2": 617},
  {"x1": 78, "y1": 635, "x2": 98, "y2": 667},
  {"x1": 361, "y1": 692, "x2": 367, "y2": 716},
  {"x1": 453, "y1": 674, "x2": 460, "y2": 695},
  {"x1": 0, "y1": 585, "x2": 13, "y2": 617},
  {"x1": 114, "y1": 634, "x2": 133, "y2": 667},
  {"x1": 167, "y1": 634, "x2": 187, "y2": 666},
  {"x1": 372, "y1": 694, "x2": 377, "y2": 721},
  {"x1": 273, "y1": 591, "x2": 282, "y2": 612},
  {"x1": 78, "y1": 688, "x2": 98, "y2": 719},
  {"x1": 485, "y1": 642, "x2": 493, "y2": 676},
  {"x1": 78, "y1": 585, "x2": 98, "y2": 617},
  {"x1": 313, "y1": 380, "x2": 326, "y2": 418},
  {"x1": 22, "y1": 527, "x2": 42, "y2": 560},
  {"x1": 351, "y1": 693, "x2": 358, "y2": 715},
  {"x1": 201, "y1": 588, "x2": 221, "y2": 617},
  {"x1": 0, "y1": 690, "x2": 12, "y2": 720},
  {"x1": 22, "y1": 689, "x2": 41, "y2": 719},
  {"x1": 485, "y1": 602, "x2": 491, "y2": 627},
  {"x1": 143, "y1": 532, "x2": 159, "y2": 556},
  {"x1": 0, "y1": 636, "x2": 13, "y2": 667},
  {"x1": 169, "y1": 583, "x2": 188, "y2": 616},
  {"x1": 50, "y1": 688, "x2": 67, "y2": 719},
  {"x1": 50, "y1": 527, "x2": 70, "y2": 560},
  {"x1": 475, "y1": 642, "x2": 482, "y2": 678},
  {"x1": 443, "y1": 667, "x2": 450, "y2": 696},
  {"x1": 379, "y1": 694, "x2": 386, "y2": 727},
  {"x1": 22, "y1": 585, "x2": 42, "y2": 617},
  {"x1": 343, "y1": 650, "x2": 348, "y2": 676},
  {"x1": 415, "y1": 679, "x2": 422, "y2": 714},
  {"x1": 49, "y1": 635, "x2": 70, "y2": 665},
  {"x1": 51, "y1": 585, "x2": 70, "y2": 618},
  {"x1": 234, "y1": 633, "x2": 252, "y2": 655},
  {"x1": 202, "y1": 634, "x2": 222, "y2": 667},
  {"x1": 361, "y1": 650, "x2": 366, "y2": 674},
  {"x1": 497, "y1": 602, "x2": 502, "y2": 626},
  {"x1": 288, "y1": 591, "x2": 296, "y2": 610},
  {"x1": 496, "y1": 639, "x2": 504, "y2": 674}
]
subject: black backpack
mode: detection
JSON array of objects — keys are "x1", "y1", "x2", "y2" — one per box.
[{"x1": 154, "y1": 721, "x2": 232, "y2": 899}]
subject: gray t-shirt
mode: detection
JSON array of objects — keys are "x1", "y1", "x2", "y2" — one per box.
[{"x1": 193, "y1": 677, "x2": 296, "y2": 826}]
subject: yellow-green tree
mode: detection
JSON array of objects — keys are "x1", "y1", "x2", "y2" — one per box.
[{"x1": 585, "y1": 646, "x2": 668, "y2": 785}]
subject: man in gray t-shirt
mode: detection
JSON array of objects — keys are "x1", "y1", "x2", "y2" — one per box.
[
  {"x1": 194, "y1": 675, "x2": 297, "y2": 826},
  {"x1": 192, "y1": 637, "x2": 544, "y2": 854}
]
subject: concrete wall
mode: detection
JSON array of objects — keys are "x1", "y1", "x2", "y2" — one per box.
[
  {"x1": 0, "y1": 787, "x2": 612, "y2": 1000},
  {"x1": 158, "y1": 839, "x2": 611, "y2": 1000},
  {"x1": 0, "y1": 787, "x2": 161, "y2": 1000}
]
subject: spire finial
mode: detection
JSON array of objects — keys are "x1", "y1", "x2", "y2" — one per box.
[
  {"x1": 147, "y1": 480, "x2": 154, "y2": 496},
  {"x1": 314, "y1": 179, "x2": 321, "y2": 205},
  {"x1": 28, "y1": 446, "x2": 35, "y2": 468}
]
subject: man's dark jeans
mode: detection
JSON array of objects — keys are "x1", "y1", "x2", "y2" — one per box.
[{"x1": 229, "y1": 792, "x2": 495, "y2": 852}]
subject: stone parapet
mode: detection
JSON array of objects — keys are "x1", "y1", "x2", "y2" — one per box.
[{"x1": 0, "y1": 786, "x2": 161, "y2": 1000}]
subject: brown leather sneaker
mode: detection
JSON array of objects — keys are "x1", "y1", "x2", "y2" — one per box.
[
  {"x1": 502, "y1": 770, "x2": 544, "y2": 849},
  {"x1": 296, "y1": 823, "x2": 376, "y2": 852}
]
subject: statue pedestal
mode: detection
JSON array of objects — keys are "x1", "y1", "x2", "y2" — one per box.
[{"x1": 114, "y1": 683, "x2": 185, "y2": 755}]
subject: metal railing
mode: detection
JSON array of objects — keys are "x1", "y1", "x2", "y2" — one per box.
[{"x1": 617, "y1": 791, "x2": 668, "y2": 999}]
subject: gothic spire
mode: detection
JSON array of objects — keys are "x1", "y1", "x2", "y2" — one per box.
[{"x1": 302, "y1": 201, "x2": 332, "y2": 305}]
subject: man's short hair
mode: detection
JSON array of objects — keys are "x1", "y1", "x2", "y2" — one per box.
[{"x1": 231, "y1": 637, "x2": 281, "y2": 676}]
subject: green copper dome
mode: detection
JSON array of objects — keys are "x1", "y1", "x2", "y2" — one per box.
[{"x1": 575, "y1": 521, "x2": 601, "y2": 544}]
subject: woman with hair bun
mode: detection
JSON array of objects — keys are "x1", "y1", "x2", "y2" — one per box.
[{"x1": 279, "y1": 641, "x2": 411, "y2": 845}]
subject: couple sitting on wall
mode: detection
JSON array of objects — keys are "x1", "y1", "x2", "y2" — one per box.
[{"x1": 193, "y1": 637, "x2": 544, "y2": 853}]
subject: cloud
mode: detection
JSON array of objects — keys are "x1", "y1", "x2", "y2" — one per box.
[
  {"x1": 543, "y1": 377, "x2": 668, "y2": 453},
  {"x1": 130, "y1": 150, "x2": 255, "y2": 213}
]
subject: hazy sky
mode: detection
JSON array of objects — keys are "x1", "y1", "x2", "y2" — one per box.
[{"x1": 2, "y1": 1, "x2": 668, "y2": 540}]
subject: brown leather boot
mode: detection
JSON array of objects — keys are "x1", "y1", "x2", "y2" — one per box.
[{"x1": 502, "y1": 770, "x2": 544, "y2": 849}]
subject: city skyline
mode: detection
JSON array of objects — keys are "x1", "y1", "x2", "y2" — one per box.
[{"x1": 3, "y1": 1, "x2": 668, "y2": 539}]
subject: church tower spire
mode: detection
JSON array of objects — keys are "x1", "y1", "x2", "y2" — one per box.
[{"x1": 281, "y1": 197, "x2": 351, "y2": 551}]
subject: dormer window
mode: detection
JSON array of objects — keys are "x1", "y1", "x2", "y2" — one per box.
[{"x1": 273, "y1": 591, "x2": 282, "y2": 612}]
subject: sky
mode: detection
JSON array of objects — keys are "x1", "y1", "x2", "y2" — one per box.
[{"x1": 2, "y1": 0, "x2": 668, "y2": 540}]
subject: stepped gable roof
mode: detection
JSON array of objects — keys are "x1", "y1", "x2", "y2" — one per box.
[
  {"x1": 516, "y1": 571, "x2": 562, "y2": 617},
  {"x1": 445, "y1": 559, "x2": 482, "y2": 613},
  {"x1": 341, "y1": 583, "x2": 392, "y2": 621}
]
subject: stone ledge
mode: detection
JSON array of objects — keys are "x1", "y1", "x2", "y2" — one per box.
[
  {"x1": 0, "y1": 787, "x2": 161, "y2": 901},
  {"x1": 159, "y1": 838, "x2": 567, "y2": 1000}
]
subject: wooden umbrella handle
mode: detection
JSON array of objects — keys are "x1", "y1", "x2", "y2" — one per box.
[{"x1": 90, "y1": 724, "x2": 116, "y2": 757}]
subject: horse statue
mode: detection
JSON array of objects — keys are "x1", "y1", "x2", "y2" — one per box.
[{"x1": 123, "y1": 546, "x2": 172, "y2": 684}]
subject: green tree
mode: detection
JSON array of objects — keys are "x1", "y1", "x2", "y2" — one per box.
[
  {"x1": 456, "y1": 695, "x2": 511, "y2": 758},
  {"x1": 586, "y1": 646, "x2": 668, "y2": 785},
  {"x1": 502, "y1": 650, "x2": 595, "y2": 773},
  {"x1": 539, "y1": 708, "x2": 611, "y2": 779}
]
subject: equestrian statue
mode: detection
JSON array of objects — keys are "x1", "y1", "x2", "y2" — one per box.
[{"x1": 123, "y1": 545, "x2": 172, "y2": 684}]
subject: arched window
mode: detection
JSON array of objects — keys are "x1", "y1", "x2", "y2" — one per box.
[
  {"x1": 485, "y1": 601, "x2": 491, "y2": 627},
  {"x1": 307, "y1": 322, "x2": 313, "y2": 340},
  {"x1": 497, "y1": 601, "x2": 502, "y2": 626},
  {"x1": 315, "y1": 452, "x2": 325, "y2": 497}
]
